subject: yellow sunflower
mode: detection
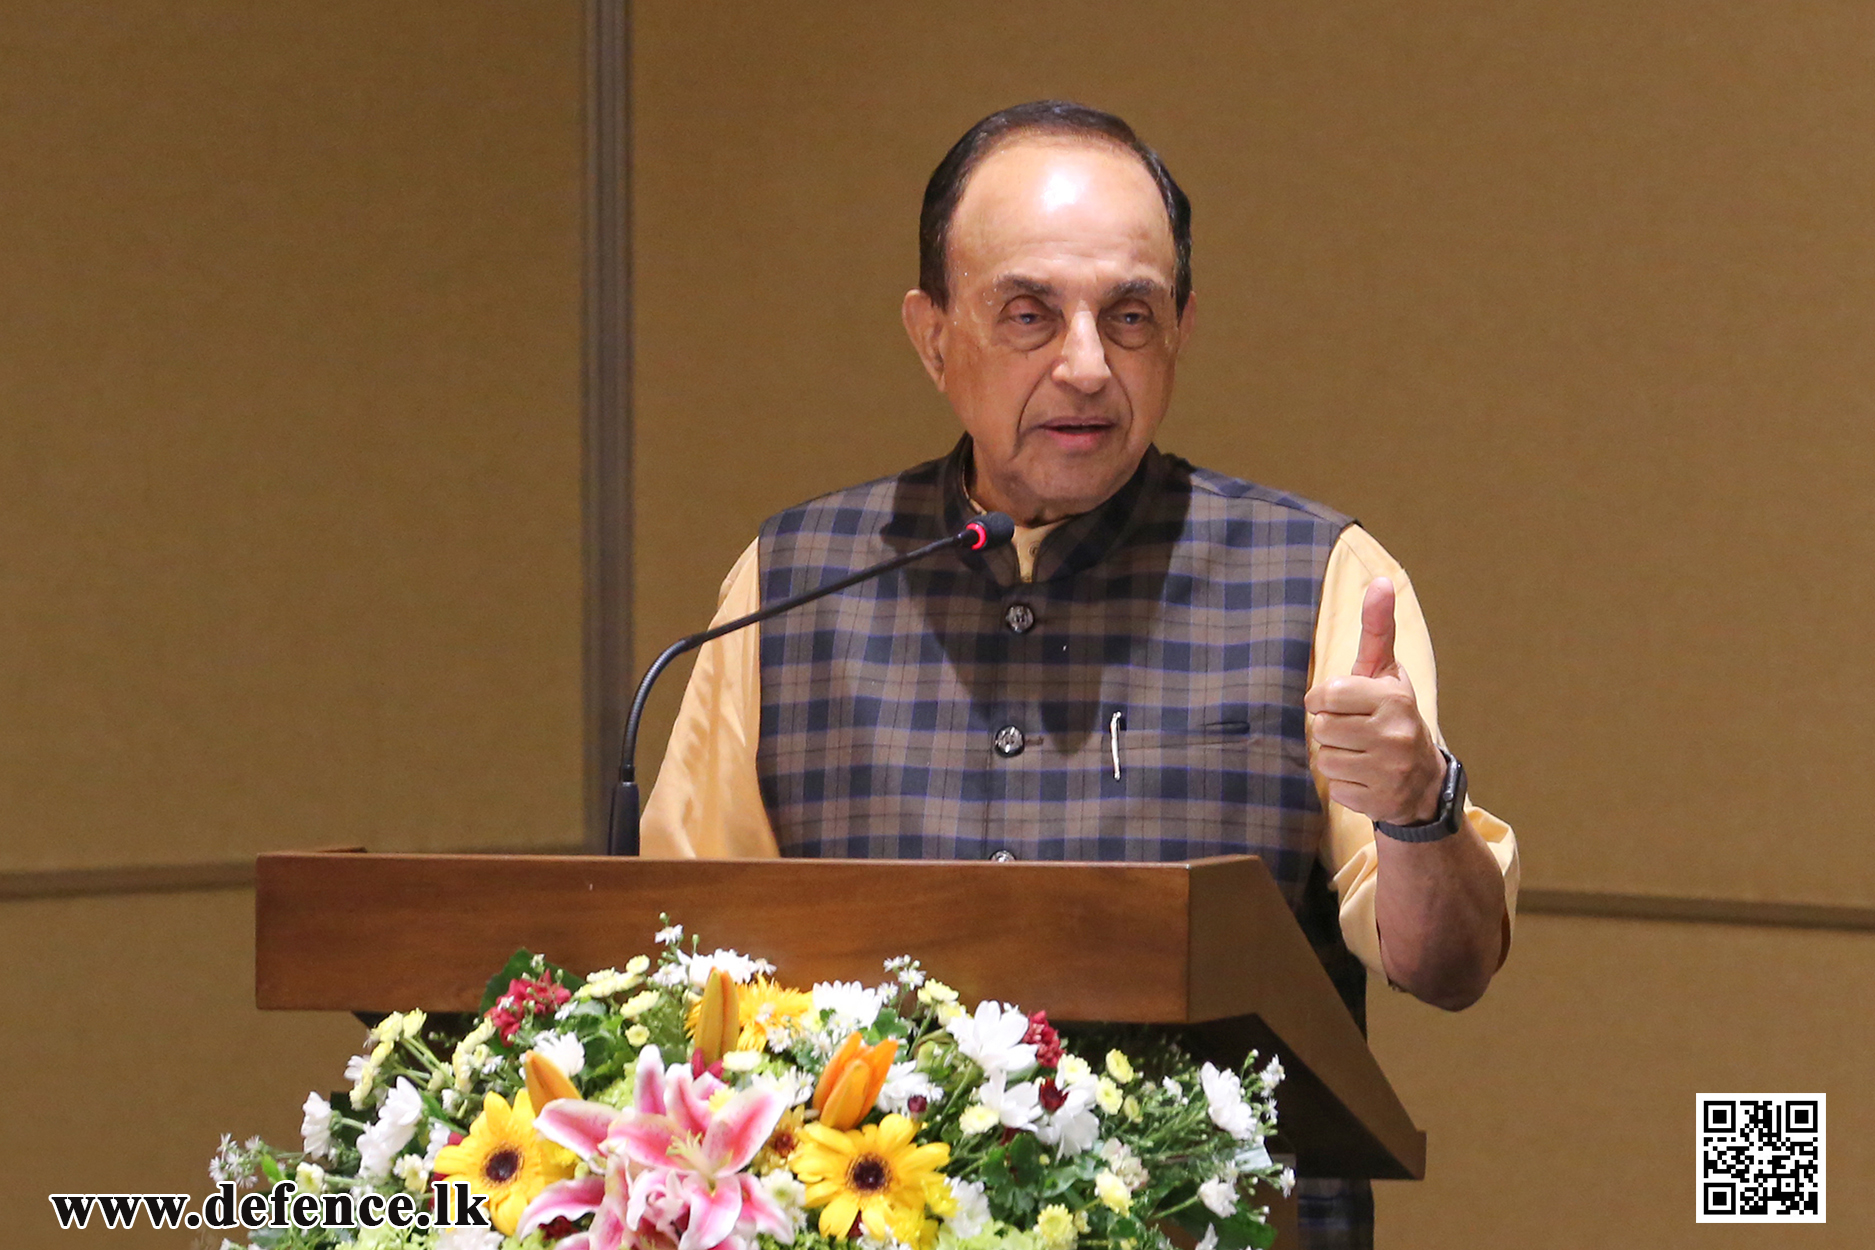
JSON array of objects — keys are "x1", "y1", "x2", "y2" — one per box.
[
  {"x1": 790, "y1": 1113, "x2": 953, "y2": 1243},
  {"x1": 684, "y1": 976, "x2": 815, "y2": 1053},
  {"x1": 433, "y1": 1089, "x2": 576, "y2": 1234}
]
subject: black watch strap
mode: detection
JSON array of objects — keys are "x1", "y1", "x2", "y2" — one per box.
[{"x1": 1374, "y1": 748, "x2": 1466, "y2": 843}]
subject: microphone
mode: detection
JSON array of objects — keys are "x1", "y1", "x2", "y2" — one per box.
[{"x1": 607, "y1": 512, "x2": 1016, "y2": 854}]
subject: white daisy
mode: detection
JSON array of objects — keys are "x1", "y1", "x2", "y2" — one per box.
[
  {"x1": 1034, "y1": 1082, "x2": 1100, "y2": 1156},
  {"x1": 680, "y1": 947, "x2": 776, "y2": 986},
  {"x1": 944, "y1": 1178, "x2": 992, "y2": 1239},
  {"x1": 208, "y1": 1135, "x2": 241, "y2": 1186},
  {"x1": 300, "y1": 1093, "x2": 333, "y2": 1161},
  {"x1": 944, "y1": 1000, "x2": 1037, "y2": 1077},
  {"x1": 420, "y1": 1121, "x2": 453, "y2": 1173},
  {"x1": 877, "y1": 1060, "x2": 944, "y2": 1117},
  {"x1": 1199, "y1": 1174, "x2": 1238, "y2": 1217},
  {"x1": 759, "y1": 1168, "x2": 809, "y2": 1233},
  {"x1": 971, "y1": 1069, "x2": 1041, "y2": 1132},
  {"x1": 355, "y1": 1078, "x2": 423, "y2": 1181},
  {"x1": 751, "y1": 1067, "x2": 815, "y2": 1107},
  {"x1": 813, "y1": 980, "x2": 886, "y2": 1031},
  {"x1": 1099, "y1": 1138, "x2": 1149, "y2": 1189},
  {"x1": 529, "y1": 1031, "x2": 586, "y2": 1077},
  {"x1": 1199, "y1": 1062, "x2": 1257, "y2": 1140}
]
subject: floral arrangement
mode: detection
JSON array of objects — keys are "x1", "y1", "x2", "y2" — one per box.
[{"x1": 214, "y1": 921, "x2": 1290, "y2": 1250}]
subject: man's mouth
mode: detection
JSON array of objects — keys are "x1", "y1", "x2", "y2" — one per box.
[{"x1": 1035, "y1": 417, "x2": 1119, "y2": 449}]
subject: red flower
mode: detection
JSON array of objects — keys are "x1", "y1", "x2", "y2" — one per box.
[
  {"x1": 487, "y1": 1004, "x2": 523, "y2": 1042},
  {"x1": 539, "y1": 1216, "x2": 582, "y2": 1242},
  {"x1": 485, "y1": 972, "x2": 571, "y2": 1042},
  {"x1": 906, "y1": 1094, "x2": 929, "y2": 1116},
  {"x1": 1037, "y1": 1078, "x2": 1067, "y2": 1113},
  {"x1": 509, "y1": 974, "x2": 571, "y2": 1013},
  {"x1": 1022, "y1": 1010, "x2": 1063, "y2": 1069}
]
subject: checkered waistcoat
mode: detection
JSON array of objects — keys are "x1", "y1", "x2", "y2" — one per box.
[{"x1": 756, "y1": 441, "x2": 1372, "y2": 1246}]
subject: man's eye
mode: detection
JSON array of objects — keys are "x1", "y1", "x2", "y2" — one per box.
[
  {"x1": 1104, "y1": 307, "x2": 1156, "y2": 346},
  {"x1": 997, "y1": 304, "x2": 1056, "y2": 348}
]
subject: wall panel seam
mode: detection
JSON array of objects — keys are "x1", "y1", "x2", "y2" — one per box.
[
  {"x1": 7, "y1": 861, "x2": 1875, "y2": 934},
  {"x1": 582, "y1": 0, "x2": 633, "y2": 854},
  {"x1": 1516, "y1": 887, "x2": 1875, "y2": 932}
]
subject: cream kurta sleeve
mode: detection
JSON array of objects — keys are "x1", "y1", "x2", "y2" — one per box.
[
  {"x1": 640, "y1": 539, "x2": 777, "y2": 858},
  {"x1": 642, "y1": 525, "x2": 1521, "y2": 980},
  {"x1": 1310, "y1": 525, "x2": 1521, "y2": 976}
]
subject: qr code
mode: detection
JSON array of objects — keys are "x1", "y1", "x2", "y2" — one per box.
[{"x1": 1697, "y1": 1094, "x2": 1825, "y2": 1222}]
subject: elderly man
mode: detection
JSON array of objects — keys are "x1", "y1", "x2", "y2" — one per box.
[{"x1": 644, "y1": 101, "x2": 1518, "y2": 1248}]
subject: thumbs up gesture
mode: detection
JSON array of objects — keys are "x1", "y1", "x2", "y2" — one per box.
[{"x1": 1303, "y1": 577, "x2": 1448, "y2": 826}]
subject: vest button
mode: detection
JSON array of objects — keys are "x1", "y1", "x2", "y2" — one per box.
[
  {"x1": 1003, "y1": 603, "x2": 1036, "y2": 634},
  {"x1": 989, "y1": 849, "x2": 1017, "y2": 862},
  {"x1": 992, "y1": 725, "x2": 1026, "y2": 757}
]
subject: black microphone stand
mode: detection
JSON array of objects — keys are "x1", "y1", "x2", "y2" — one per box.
[{"x1": 606, "y1": 515, "x2": 1014, "y2": 855}]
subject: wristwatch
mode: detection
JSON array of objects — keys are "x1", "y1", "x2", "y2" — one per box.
[{"x1": 1374, "y1": 748, "x2": 1466, "y2": 843}]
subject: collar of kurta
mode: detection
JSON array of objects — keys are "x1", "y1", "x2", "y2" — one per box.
[{"x1": 935, "y1": 435, "x2": 1170, "y2": 588}]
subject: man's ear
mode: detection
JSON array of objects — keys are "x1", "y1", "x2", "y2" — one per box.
[
  {"x1": 1175, "y1": 289, "x2": 1197, "y2": 352},
  {"x1": 901, "y1": 288, "x2": 948, "y2": 389}
]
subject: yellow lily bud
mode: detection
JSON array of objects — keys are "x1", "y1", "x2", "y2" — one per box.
[
  {"x1": 524, "y1": 1050, "x2": 580, "y2": 1110},
  {"x1": 694, "y1": 968, "x2": 739, "y2": 1063}
]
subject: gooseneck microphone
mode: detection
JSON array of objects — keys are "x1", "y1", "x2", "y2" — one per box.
[{"x1": 607, "y1": 512, "x2": 1016, "y2": 855}]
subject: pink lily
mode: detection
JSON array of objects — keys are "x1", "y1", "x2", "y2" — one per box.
[{"x1": 522, "y1": 1046, "x2": 794, "y2": 1250}]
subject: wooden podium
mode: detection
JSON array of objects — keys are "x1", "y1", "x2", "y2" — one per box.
[{"x1": 256, "y1": 850, "x2": 1423, "y2": 1245}]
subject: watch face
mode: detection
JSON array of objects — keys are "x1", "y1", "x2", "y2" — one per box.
[{"x1": 1442, "y1": 758, "x2": 1466, "y2": 831}]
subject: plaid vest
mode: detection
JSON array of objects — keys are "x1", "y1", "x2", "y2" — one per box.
[{"x1": 756, "y1": 441, "x2": 1372, "y2": 1247}]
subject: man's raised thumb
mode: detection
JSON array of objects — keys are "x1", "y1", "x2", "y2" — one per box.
[{"x1": 1351, "y1": 577, "x2": 1398, "y2": 679}]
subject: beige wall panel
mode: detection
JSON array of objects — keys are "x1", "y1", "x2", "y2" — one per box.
[
  {"x1": 1369, "y1": 914, "x2": 1868, "y2": 1246},
  {"x1": 2, "y1": 890, "x2": 360, "y2": 1247},
  {"x1": 634, "y1": 3, "x2": 1875, "y2": 905},
  {"x1": 0, "y1": 2, "x2": 585, "y2": 870}
]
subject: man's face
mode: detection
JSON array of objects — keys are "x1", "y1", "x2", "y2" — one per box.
[{"x1": 902, "y1": 137, "x2": 1194, "y2": 525}]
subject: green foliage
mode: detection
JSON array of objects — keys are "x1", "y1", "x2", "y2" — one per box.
[{"x1": 1178, "y1": 1206, "x2": 1279, "y2": 1250}]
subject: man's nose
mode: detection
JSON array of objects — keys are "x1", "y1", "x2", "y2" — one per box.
[{"x1": 1053, "y1": 308, "x2": 1111, "y2": 393}]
